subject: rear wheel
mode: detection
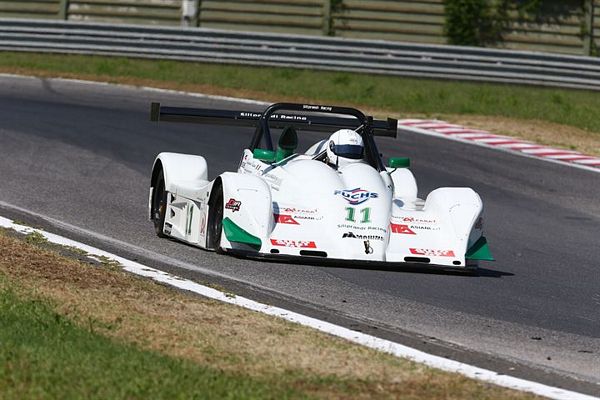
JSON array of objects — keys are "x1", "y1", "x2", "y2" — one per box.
[
  {"x1": 207, "y1": 185, "x2": 223, "y2": 251},
  {"x1": 152, "y1": 170, "x2": 168, "y2": 238}
]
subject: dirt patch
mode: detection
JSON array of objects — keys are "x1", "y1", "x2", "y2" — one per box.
[
  {"x1": 0, "y1": 230, "x2": 539, "y2": 399},
  {"x1": 437, "y1": 115, "x2": 599, "y2": 157}
]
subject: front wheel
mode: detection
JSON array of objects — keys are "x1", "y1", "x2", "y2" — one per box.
[
  {"x1": 151, "y1": 170, "x2": 168, "y2": 238},
  {"x1": 207, "y1": 186, "x2": 223, "y2": 251}
]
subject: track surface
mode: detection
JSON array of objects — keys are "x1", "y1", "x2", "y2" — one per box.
[{"x1": 1, "y1": 76, "x2": 599, "y2": 394}]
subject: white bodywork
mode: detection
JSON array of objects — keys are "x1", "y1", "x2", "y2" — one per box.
[{"x1": 150, "y1": 145, "x2": 487, "y2": 269}]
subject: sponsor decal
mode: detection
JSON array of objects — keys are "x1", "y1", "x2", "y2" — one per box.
[
  {"x1": 334, "y1": 188, "x2": 378, "y2": 205},
  {"x1": 410, "y1": 248, "x2": 455, "y2": 257},
  {"x1": 276, "y1": 114, "x2": 308, "y2": 121},
  {"x1": 302, "y1": 104, "x2": 332, "y2": 112},
  {"x1": 280, "y1": 207, "x2": 318, "y2": 214},
  {"x1": 342, "y1": 232, "x2": 384, "y2": 241},
  {"x1": 409, "y1": 225, "x2": 440, "y2": 231},
  {"x1": 279, "y1": 207, "x2": 319, "y2": 214},
  {"x1": 240, "y1": 112, "x2": 262, "y2": 118},
  {"x1": 241, "y1": 159, "x2": 263, "y2": 172},
  {"x1": 364, "y1": 240, "x2": 373, "y2": 254},
  {"x1": 225, "y1": 198, "x2": 241, "y2": 212},
  {"x1": 164, "y1": 222, "x2": 172, "y2": 235},
  {"x1": 270, "y1": 239, "x2": 316, "y2": 248},
  {"x1": 274, "y1": 214, "x2": 299, "y2": 225},
  {"x1": 293, "y1": 214, "x2": 322, "y2": 221},
  {"x1": 390, "y1": 223, "x2": 416, "y2": 235},
  {"x1": 275, "y1": 207, "x2": 322, "y2": 221},
  {"x1": 394, "y1": 216, "x2": 437, "y2": 224},
  {"x1": 337, "y1": 223, "x2": 387, "y2": 233}
]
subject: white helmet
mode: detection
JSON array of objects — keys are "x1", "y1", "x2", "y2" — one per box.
[{"x1": 326, "y1": 129, "x2": 364, "y2": 168}]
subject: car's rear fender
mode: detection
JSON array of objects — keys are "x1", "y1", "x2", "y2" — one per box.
[
  {"x1": 152, "y1": 152, "x2": 208, "y2": 193},
  {"x1": 425, "y1": 187, "x2": 484, "y2": 257},
  {"x1": 217, "y1": 172, "x2": 274, "y2": 252},
  {"x1": 386, "y1": 187, "x2": 484, "y2": 267}
]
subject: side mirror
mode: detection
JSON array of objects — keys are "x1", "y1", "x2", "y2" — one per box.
[
  {"x1": 388, "y1": 157, "x2": 410, "y2": 168},
  {"x1": 253, "y1": 148, "x2": 276, "y2": 162}
]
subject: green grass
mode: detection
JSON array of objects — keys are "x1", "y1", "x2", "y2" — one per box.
[
  {"x1": 2, "y1": 51, "x2": 600, "y2": 134},
  {"x1": 0, "y1": 280, "x2": 304, "y2": 400}
]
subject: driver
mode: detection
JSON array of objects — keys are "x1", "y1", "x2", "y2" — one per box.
[{"x1": 326, "y1": 129, "x2": 364, "y2": 169}]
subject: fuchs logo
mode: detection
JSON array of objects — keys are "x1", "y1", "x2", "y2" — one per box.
[
  {"x1": 334, "y1": 188, "x2": 378, "y2": 205},
  {"x1": 225, "y1": 198, "x2": 241, "y2": 212}
]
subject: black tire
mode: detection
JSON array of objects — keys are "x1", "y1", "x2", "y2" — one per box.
[
  {"x1": 152, "y1": 170, "x2": 168, "y2": 238},
  {"x1": 207, "y1": 185, "x2": 223, "y2": 251}
]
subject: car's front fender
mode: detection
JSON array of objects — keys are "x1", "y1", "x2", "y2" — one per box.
[
  {"x1": 217, "y1": 172, "x2": 274, "y2": 252},
  {"x1": 152, "y1": 152, "x2": 208, "y2": 193}
]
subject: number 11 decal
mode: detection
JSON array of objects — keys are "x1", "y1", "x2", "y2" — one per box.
[{"x1": 345, "y1": 207, "x2": 371, "y2": 223}]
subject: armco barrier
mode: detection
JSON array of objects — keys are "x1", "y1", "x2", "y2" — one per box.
[
  {"x1": 1, "y1": 0, "x2": 598, "y2": 56},
  {"x1": 1, "y1": 18, "x2": 600, "y2": 91}
]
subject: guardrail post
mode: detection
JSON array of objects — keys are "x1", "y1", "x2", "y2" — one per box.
[
  {"x1": 196, "y1": 0, "x2": 202, "y2": 27},
  {"x1": 583, "y1": 0, "x2": 595, "y2": 55},
  {"x1": 58, "y1": 0, "x2": 69, "y2": 20},
  {"x1": 182, "y1": 0, "x2": 200, "y2": 27},
  {"x1": 322, "y1": 0, "x2": 332, "y2": 36}
]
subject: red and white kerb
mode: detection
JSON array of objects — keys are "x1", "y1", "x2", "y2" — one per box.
[{"x1": 398, "y1": 119, "x2": 600, "y2": 171}]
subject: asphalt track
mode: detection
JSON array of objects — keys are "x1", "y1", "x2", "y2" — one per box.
[{"x1": 1, "y1": 75, "x2": 599, "y2": 395}]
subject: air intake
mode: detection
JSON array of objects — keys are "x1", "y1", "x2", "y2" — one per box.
[
  {"x1": 404, "y1": 257, "x2": 430, "y2": 263},
  {"x1": 300, "y1": 250, "x2": 327, "y2": 257}
]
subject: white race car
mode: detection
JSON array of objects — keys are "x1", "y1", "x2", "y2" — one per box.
[{"x1": 149, "y1": 102, "x2": 493, "y2": 270}]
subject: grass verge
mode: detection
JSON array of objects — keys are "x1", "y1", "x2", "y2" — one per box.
[
  {"x1": 0, "y1": 227, "x2": 541, "y2": 399},
  {"x1": 0, "y1": 51, "x2": 599, "y2": 156}
]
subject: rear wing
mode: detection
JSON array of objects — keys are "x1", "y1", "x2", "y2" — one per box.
[{"x1": 150, "y1": 102, "x2": 398, "y2": 138}]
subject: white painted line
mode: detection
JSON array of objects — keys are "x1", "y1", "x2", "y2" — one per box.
[
  {"x1": 410, "y1": 122, "x2": 453, "y2": 129},
  {"x1": 425, "y1": 125, "x2": 463, "y2": 130},
  {"x1": 473, "y1": 137, "x2": 517, "y2": 144},
  {"x1": 451, "y1": 133, "x2": 496, "y2": 139},
  {"x1": 521, "y1": 146, "x2": 570, "y2": 154},
  {"x1": 575, "y1": 159, "x2": 600, "y2": 165},
  {"x1": 545, "y1": 154, "x2": 590, "y2": 160},
  {"x1": 434, "y1": 128, "x2": 489, "y2": 134},
  {"x1": 0, "y1": 215, "x2": 597, "y2": 400},
  {"x1": 521, "y1": 148, "x2": 580, "y2": 155},
  {"x1": 497, "y1": 143, "x2": 541, "y2": 149},
  {"x1": 397, "y1": 118, "x2": 430, "y2": 124},
  {"x1": 425, "y1": 126, "x2": 466, "y2": 132}
]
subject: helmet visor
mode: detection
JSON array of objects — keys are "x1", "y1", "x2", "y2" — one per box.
[{"x1": 333, "y1": 144, "x2": 363, "y2": 159}]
